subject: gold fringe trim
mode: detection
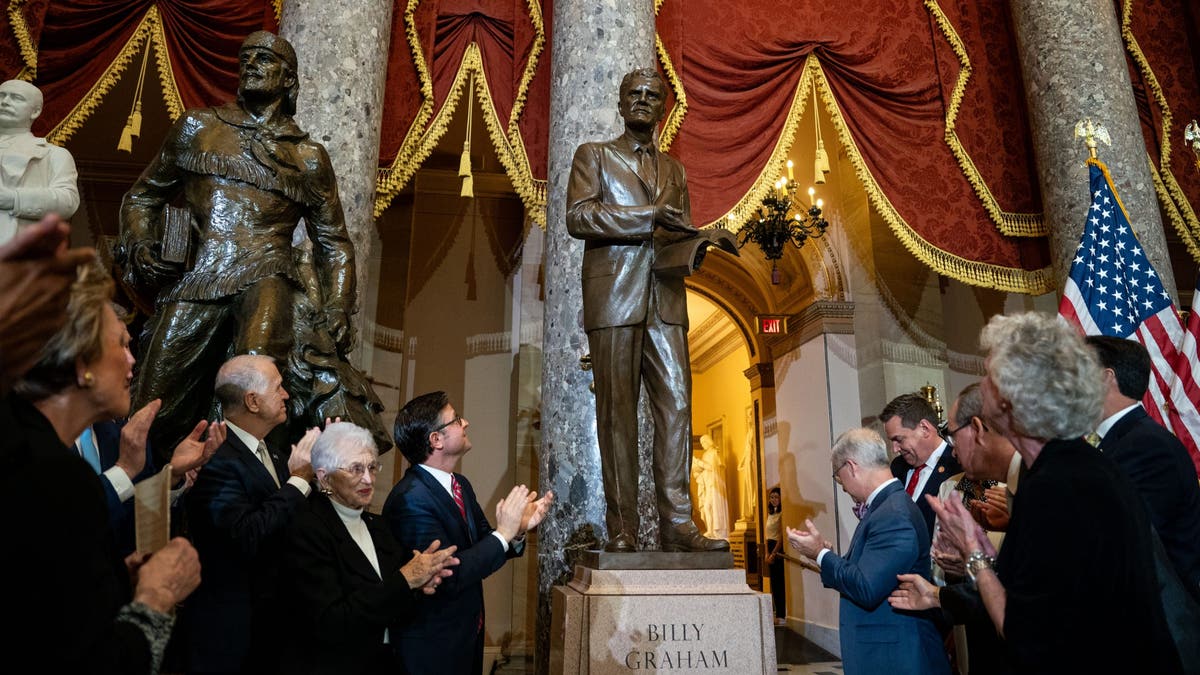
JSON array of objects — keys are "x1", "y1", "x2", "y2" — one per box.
[
  {"x1": 925, "y1": 0, "x2": 1045, "y2": 237},
  {"x1": 46, "y1": 7, "x2": 160, "y2": 146},
  {"x1": 1119, "y1": 0, "x2": 1200, "y2": 262},
  {"x1": 720, "y1": 56, "x2": 1051, "y2": 294},
  {"x1": 508, "y1": 0, "x2": 543, "y2": 133},
  {"x1": 655, "y1": 31, "x2": 687, "y2": 151},
  {"x1": 710, "y1": 56, "x2": 812, "y2": 230},
  {"x1": 272, "y1": 0, "x2": 283, "y2": 22},
  {"x1": 375, "y1": 1, "x2": 547, "y2": 227},
  {"x1": 149, "y1": 11, "x2": 185, "y2": 122},
  {"x1": 7, "y1": 0, "x2": 37, "y2": 77},
  {"x1": 374, "y1": 0, "x2": 437, "y2": 216},
  {"x1": 376, "y1": 42, "x2": 547, "y2": 225},
  {"x1": 1150, "y1": 158, "x2": 1200, "y2": 262}
]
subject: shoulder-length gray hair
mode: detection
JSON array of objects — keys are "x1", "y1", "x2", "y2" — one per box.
[{"x1": 980, "y1": 312, "x2": 1102, "y2": 440}]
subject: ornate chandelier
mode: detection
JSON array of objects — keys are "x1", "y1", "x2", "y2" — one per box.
[{"x1": 737, "y1": 161, "x2": 829, "y2": 284}]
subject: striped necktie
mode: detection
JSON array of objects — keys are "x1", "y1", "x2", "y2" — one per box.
[{"x1": 451, "y1": 474, "x2": 468, "y2": 521}]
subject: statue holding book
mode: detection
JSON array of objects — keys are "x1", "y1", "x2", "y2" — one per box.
[
  {"x1": 566, "y1": 67, "x2": 737, "y2": 553},
  {"x1": 116, "y1": 31, "x2": 385, "y2": 460}
]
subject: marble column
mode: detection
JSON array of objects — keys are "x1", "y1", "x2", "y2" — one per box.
[
  {"x1": 279, "y1": 1, "x2": 394, "y2": 366},
  {"x1": 1011, "y1": 0, "x2": 1177, "y2": 299},
  {"x1": 537, "y1": 1, "x2": 656, "y2": 672}
]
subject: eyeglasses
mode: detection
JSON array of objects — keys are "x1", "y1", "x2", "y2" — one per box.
[
  {"x1": 943, "y1": 423, "x2": 969, "y2": 439},
  {"x1": 432, "y1": 415, "x2": 464, "y2": 433},
  {"x1": 336, "y1": 461, "x2": 382, "y2": 478},
  {"x1": 832, "y1": 461, "x2": 850, "y2": 481}
]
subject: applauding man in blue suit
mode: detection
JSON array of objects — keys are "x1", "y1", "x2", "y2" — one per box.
[
  {"x1": 788, "y1": 428, "x2": 948, "y2": 675},
  {"x1": 385, "y1": 391, "x2": 553, "y2": 674}
]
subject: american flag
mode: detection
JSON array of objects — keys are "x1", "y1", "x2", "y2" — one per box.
[{"x1": 1059, "y1": 159, "x2": 1200, "y2": 476}]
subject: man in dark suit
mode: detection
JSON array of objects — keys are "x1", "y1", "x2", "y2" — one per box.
[
  {"x1": 881, "y1": 393, "x2": 961, "y2": 536},
  {"x1": 80, "y1": 400, "x2": 222, "y2": 556},
  {"x1": 1088, "y1": 336, "x2": 1200, "y2": 597},
  {"x1": 565, "y1": 68, "x2": 726, "y2": 553},
  {"x1": 384, "y1": 391, "x2": 552, "y2": 675},
  {"x1": 184, "y1": 354, "x2": 314, "y2": 673},
  {"x1": 788, "y1": 428, "x2": 949, "y2": 675}
]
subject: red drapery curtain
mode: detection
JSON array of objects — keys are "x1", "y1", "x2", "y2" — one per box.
[
  {"x1": 1123, "y1": 0, "x2": 1200, "y2": 262},
  {"x1": 375, "y1": 0, "x2": 550, "y2": 221},
  {"x1": 657, "y1": 0, "x2": 1052, "y2": 293},
  {"x1": 22, "y1": 0, "x2": 275, "y2": 141}
]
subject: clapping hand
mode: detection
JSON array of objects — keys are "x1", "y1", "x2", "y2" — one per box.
[
  {"x1": 786, "y1": 519, "x2": 830, "y2": 560},
  {"x1": 400, "y1": 540, "x2": 460, "y2": 594}
]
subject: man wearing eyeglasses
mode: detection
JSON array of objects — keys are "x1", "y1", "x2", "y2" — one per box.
[
  {"x1": 894, "y1": 384, "x2": 1018, "y2": 675},
  {"x1": 385, "y1": 391, "x2": 553, "y2": 674},
  {"x1": 787, "y1": 428, "x2": 949, "y2": 675},
  {"x1": 184, "y1": 354, "x2": 316, "y2": 673}
]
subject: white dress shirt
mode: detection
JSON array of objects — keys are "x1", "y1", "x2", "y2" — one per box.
[
  {"x1": 418, "y1": 464, "x2": 511, "y2": 551},
  {"x1": 225, "y1": 420, "x2": 311, "y2": 496}
]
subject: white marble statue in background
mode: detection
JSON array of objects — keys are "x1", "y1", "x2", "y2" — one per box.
[
  {"x1": 0, "y1": 80, "x2": 79, "y2": 244},
  {"x1": 738, "y1": 428, "x2": 758, "y2": 521},
  {"x1": 694, "y1": 434, "x2": 730, "y2": 539}
]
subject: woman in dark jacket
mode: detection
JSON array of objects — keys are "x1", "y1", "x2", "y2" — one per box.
[{"x1": 281, "y1": 422, "x2": 458, "y2": 674}]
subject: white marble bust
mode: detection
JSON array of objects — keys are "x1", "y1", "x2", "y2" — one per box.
[{"x1": 0, "y1": 80, "x2": 79, "y2": 244}]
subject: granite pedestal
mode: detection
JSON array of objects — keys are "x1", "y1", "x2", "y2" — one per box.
[{"x1": 550, "y1": 552, "x2": 776, "y2": 674}]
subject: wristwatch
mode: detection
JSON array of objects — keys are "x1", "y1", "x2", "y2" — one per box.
[{"x1": 966, "y1": 550, "x2": 995, "y2": 583}]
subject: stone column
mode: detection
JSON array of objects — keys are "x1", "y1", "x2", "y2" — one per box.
[
  {"x1": 537, "y1": 1, "x2": 656, "y2": 671},
  {"x1": 279, "y1": 1, "x2": 394, "y2": 365},
  {"x1": 1011, "y1": 0, "x2": 1177, "y2": 299}
]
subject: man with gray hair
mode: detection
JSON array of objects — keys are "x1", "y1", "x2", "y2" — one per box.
[
  {"x1": 0, "y1": 79, "x2": 79, "y2": 244},
  {"x1": 184, "y1": 354, "x2": 316, "y2": 673},
  {"x1": 787, "y1": 428, "x2": 948, "y2": 675}
]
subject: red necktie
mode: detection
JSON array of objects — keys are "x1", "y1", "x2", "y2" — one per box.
[
  {"x1": 451, "y1": 474, "x2": 468, "y2": 521},
  {"x1": 905, "y1": 465, "x2": 926, "y2": 497}
]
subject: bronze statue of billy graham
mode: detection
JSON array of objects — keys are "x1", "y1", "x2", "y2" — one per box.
[
  {"x1": 566, "y1": 68, "x2": 737, "y2": 553},
  {"x1": 117, "y1": 31, "x2": 385, "y2": 458}
]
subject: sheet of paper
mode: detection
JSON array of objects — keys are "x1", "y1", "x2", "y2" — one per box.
[{"x1": 134, "y1": 465, "x2": 172, "y2": 554}]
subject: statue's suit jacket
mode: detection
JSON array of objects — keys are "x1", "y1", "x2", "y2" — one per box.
[
  {"x1": 0, "y1": 131, "x2": 79, "y2": 243},
  {"x1": 819, "y1": 480, "x2": 949, "y2": 675},
  {"x1": 565, "y1": 134, "x2": 690, "y2": 331}
]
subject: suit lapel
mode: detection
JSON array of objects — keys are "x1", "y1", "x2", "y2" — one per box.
[
  {"x1": 609, "y1": 140, "x2": 655, "y2": 202},
  {"x1": 1099, "y1": 407, "x2": 1144, "y2": 452},
  {"x1": 226, "y1": 433, "x2": 278, "y2": 493},
  {"x1": 0, "y1": 135, "x2": 47, "y2": 184},
  {"x1": 411, "y1": 466, "x2": 474, "y2": 544},
  {"x1": 848, "y1": 482, "x2": 902, "y2": 558},
  {"x1": 313, "y1": 493, "x2": 382, "y2": 582}
]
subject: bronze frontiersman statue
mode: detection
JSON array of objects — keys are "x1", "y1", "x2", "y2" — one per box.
[{"x1": 118, "y1": 31, "x2": 371, "y2": 458}]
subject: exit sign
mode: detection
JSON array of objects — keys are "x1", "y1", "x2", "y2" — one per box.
[{"x1": 758, "y1": 316, "x2": 787, "y2": 334}]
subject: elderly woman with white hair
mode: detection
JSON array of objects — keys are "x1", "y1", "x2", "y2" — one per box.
[
  {"x1": 281, "y1": 422, "x2": 459, "y2": 674},
  {"x1": 892, "y1": 312, "x2": 1182, "y2": 673}
]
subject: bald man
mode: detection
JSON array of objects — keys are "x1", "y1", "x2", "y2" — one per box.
[{"x1": 0, "y1": 80, "x2": 79, "y2": 244}]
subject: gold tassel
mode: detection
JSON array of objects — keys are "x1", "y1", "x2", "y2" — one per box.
[
  {"x1": 814, "y1": 157, "x2": 825, "y2": 185},
  {"x1": 816, "y1": 140, "x2": 830, "y2": 174},
  {"x1": 458, "y1": 142, "x2": 471, "y2": 177},
  {"x1": 117, "y1": 35, "x2": 151, "y2": 152},
  {"x1": 459, "y1": 71, "x2": 474, "y2": 198},
  {"x1": 118, "y1": 123, "x2": 134, "y2": 152}
]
